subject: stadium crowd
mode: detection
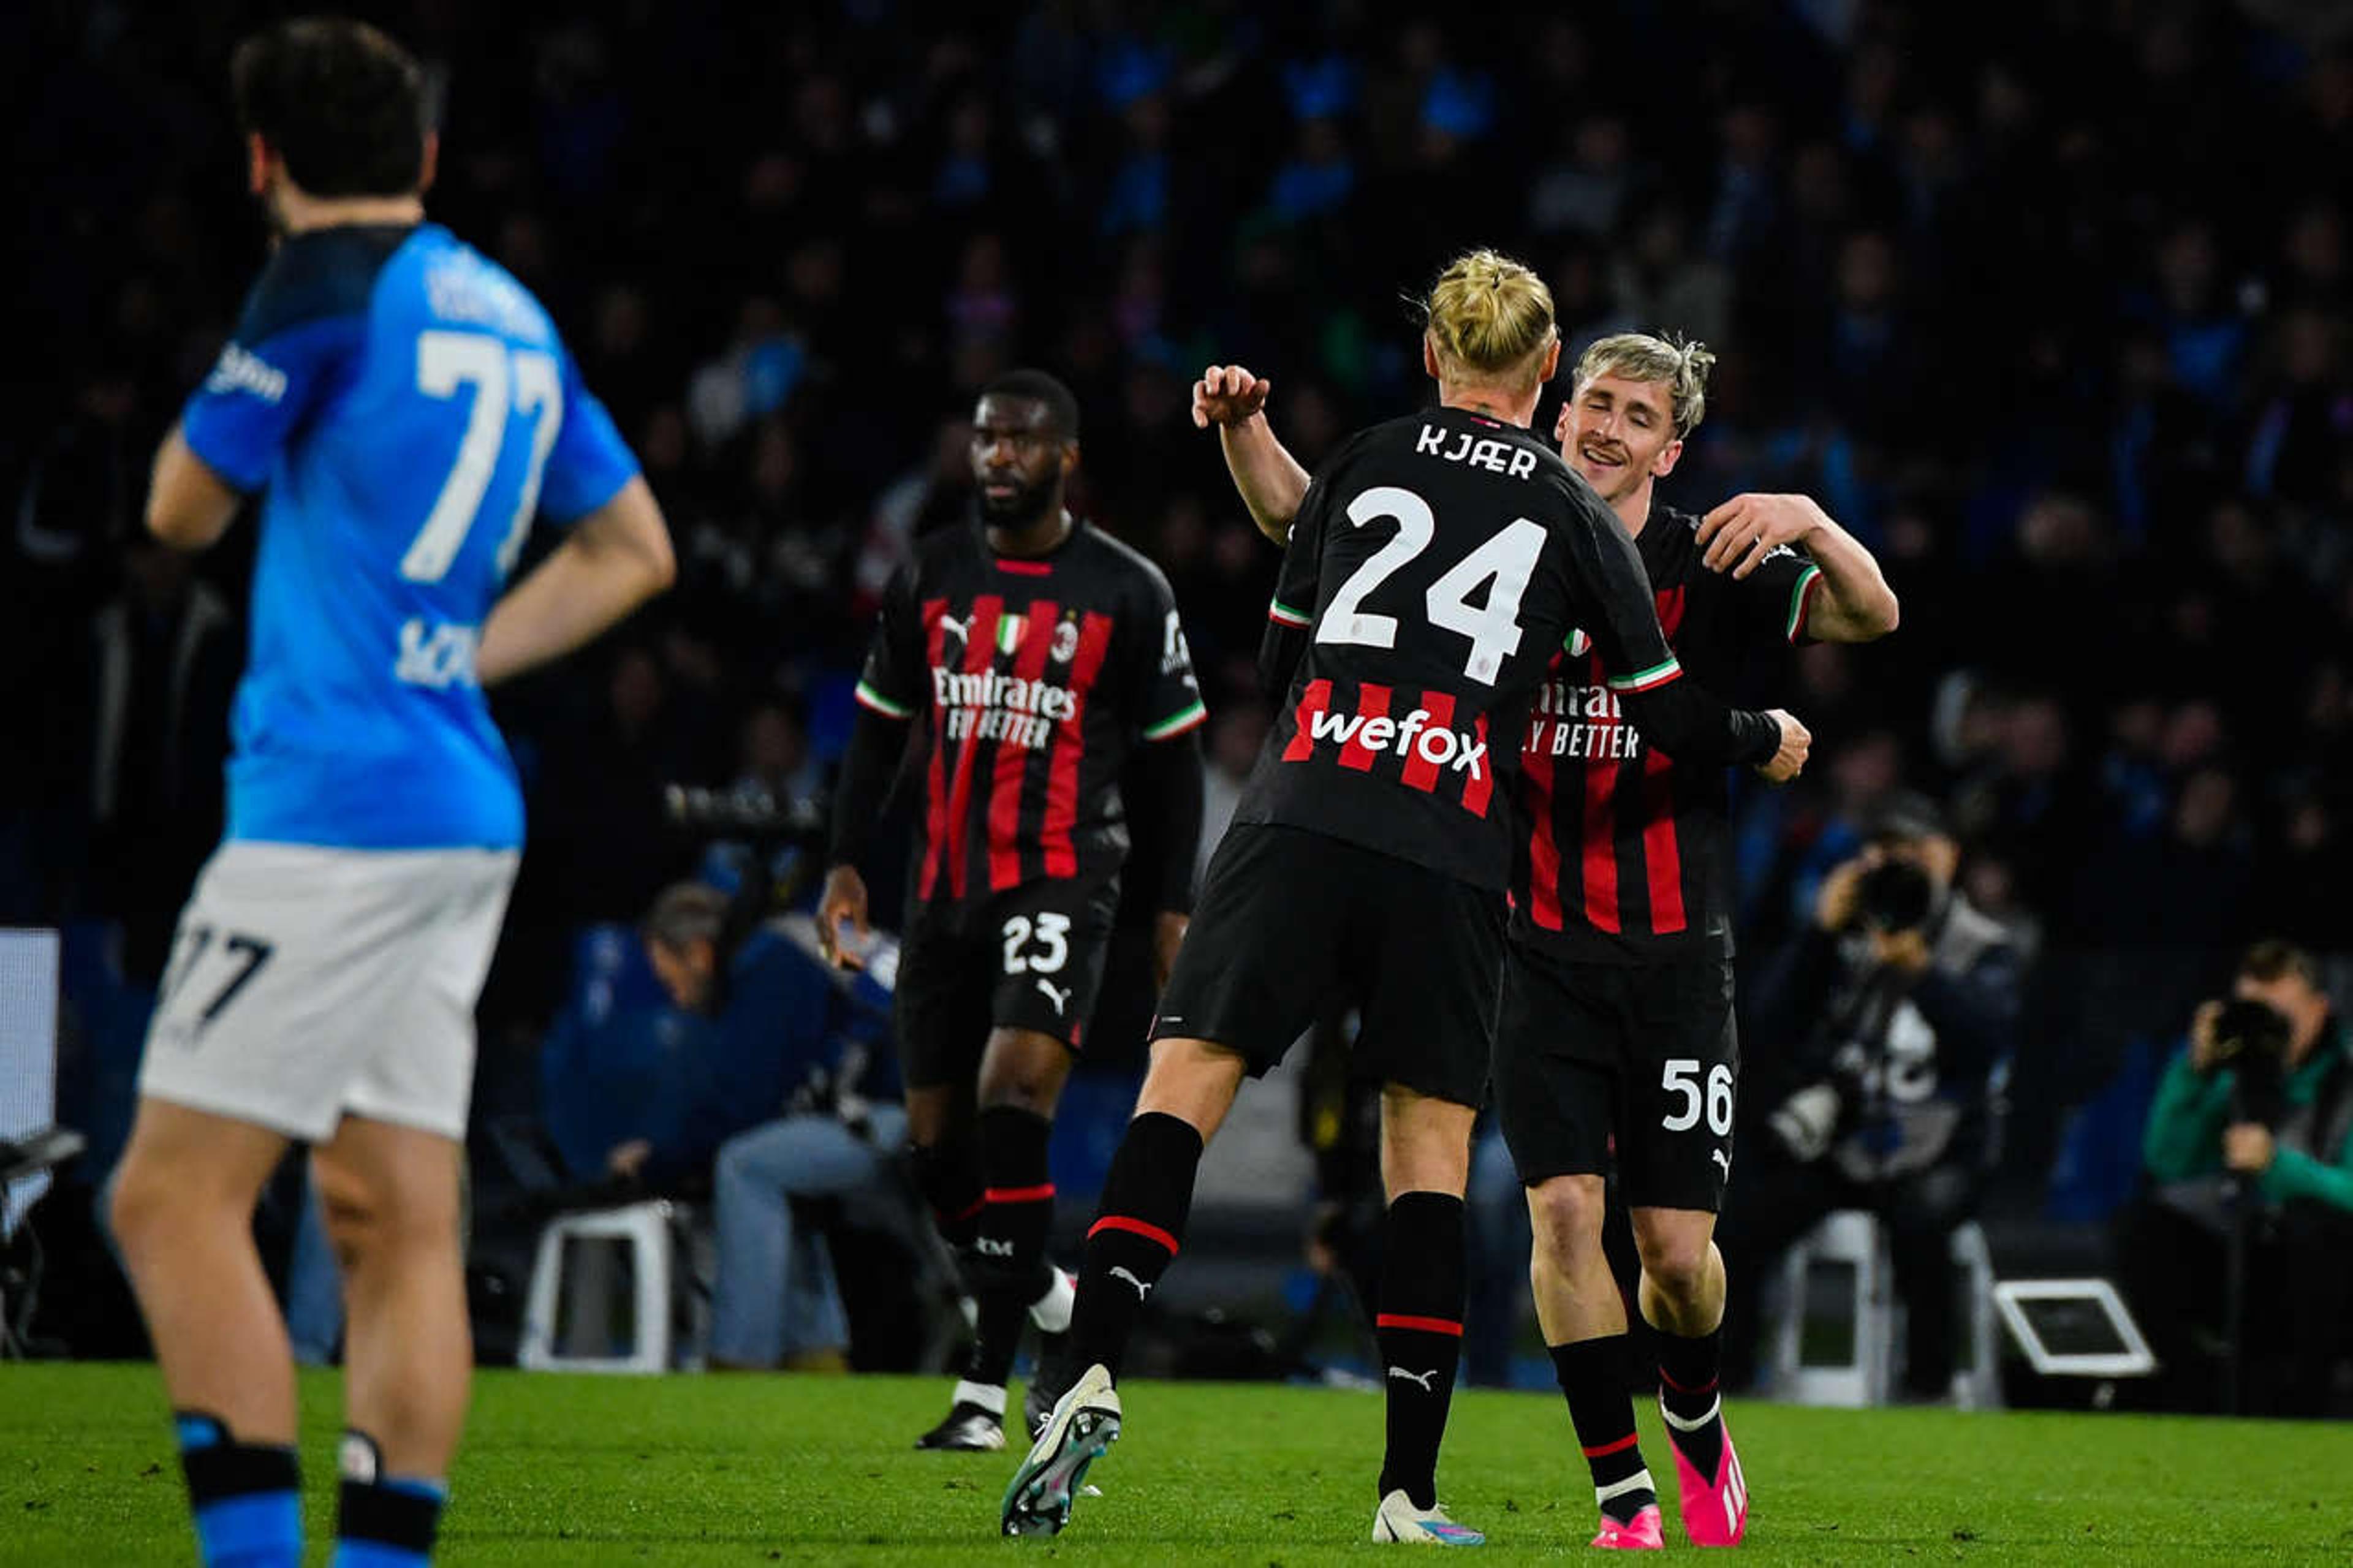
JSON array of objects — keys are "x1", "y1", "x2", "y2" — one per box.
[{"x1": 6, "y1": 1, "x2": 2352, "y2": 1395}]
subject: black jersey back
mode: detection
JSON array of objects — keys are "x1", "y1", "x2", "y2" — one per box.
[
  {"x1": 1516, "y1": 504, "x2": 1822, "y2": 960},
  {"x1": 854, "y1": 519, "x2": 1206, "y2": 906},
  {"x1": 1233, "y1": 407, "x2": 1694, "y2": 890}
]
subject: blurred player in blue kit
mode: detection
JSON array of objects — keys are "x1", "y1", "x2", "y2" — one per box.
[{"x1": 107, "y1": 20, "x2": 675, "y2": 1568}]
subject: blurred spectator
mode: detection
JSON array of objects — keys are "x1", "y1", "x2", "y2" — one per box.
[
  {"x1": 1608, "y1": 200, "x2": 1730, "y2": 350},
  {"x1": 625, "y1": 884, "x2": 907, "y2": 1373},
  {"x1": 2118, "y1": 941, "x2": 2353, "y2": 1414},
  {"x1": 528, "y1": 646, "x2": 702, "y2": 925},
  {"x1": 733, "y1": 697, "x2": 822, "y2": 805},
  {"x1": 1196, "y1": 697, "x2": 1269, "y2": 884},
  {"x1": 1720, "y1": 794, "x2": 2024, "y2": 1399},
  {"x1": 1527, "y1": 114, "x2": 1635, "y2": 240},
  {"x1": 71, "y1": 536, "x2": 240, "y2": 983}
]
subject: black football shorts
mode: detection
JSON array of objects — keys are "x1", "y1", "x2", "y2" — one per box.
[
  {"x1": 895, "y1": 873, "x2": 1120, "y2": 1089},
  {"x1": 1494, "y1": 943, "x2": 1739, "y2": 1211},
  {"x1": 1149, "y1": 824, "x2": 1504, "y2": 1109}
]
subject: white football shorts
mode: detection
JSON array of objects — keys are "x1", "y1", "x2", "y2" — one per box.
[{"x1": 137, "y1": 841, "x2": 518, "y2": 1143}]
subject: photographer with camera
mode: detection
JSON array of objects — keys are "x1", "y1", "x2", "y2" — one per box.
[
  {"x1": 2120, "y1": 940, "x2": 2353, "y2": 1414},
  {"x1": 1717, "y1": 792, "x2": 2024, "y2": 1399},
  {"x1": 606, "y1": 882, "x2": 907, "y2": 1371}
]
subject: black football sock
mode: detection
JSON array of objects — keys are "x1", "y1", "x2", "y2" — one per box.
[
  {"x1": 174, "y1": 1411, "x2": 301, "y2": 1567},
  {"x1": 335, "y1": 1430, "x2": 445, "y2": 1567},
  {"x1": 1374, "y1": 1191, "x2": 1466, "y2": 1512},
  {"x1": 910, "y1": 1132, "x2": 985, "y2": 1250},
  {"x1": 1552, "y1": 1336, "x2": 1657, "y2": 1526},
  {"x1": 1654, "y1": 1321, "x2": 1726, "y2": 1477},
  {"x1": 1067, "y1": 1111, "x2": 1203, "y2": 1381},
  {"x1": 963, "y1": 1106, "x2": 1056, "y2": 1392}
]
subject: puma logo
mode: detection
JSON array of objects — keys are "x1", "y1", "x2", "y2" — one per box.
[
  {"x1": 1109, "y1": 1266, "x2": 1151, "y2": 1301},
  {"x1": 1386, "y1": 1365, "x2": 1439, "y2": 1392},
  {"x1": 938, "y1": 613, "x2": 971, "y2": 648},
  {"x1": 1711, "y1": 1149, "x2": 1732, "y2": 1180},
  {"x1": 1036, "y1": 977, "x2": 1073, "y2": 1015}
]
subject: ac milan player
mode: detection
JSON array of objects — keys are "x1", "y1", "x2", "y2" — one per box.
[
  {"x1": 1192, "y1": 332, "x2": 1895, "y2": 1548},
  {"x1": 819, "y1": 369, "x2": 1206, "y2": 1452},
  {"x1": 1005, "y1": 252, "x2": 1803, "y2": 1547}
]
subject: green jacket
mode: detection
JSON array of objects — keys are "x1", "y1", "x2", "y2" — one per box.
[{"x1": 2143, "y1": 1021, "x2": 2353, "y2": 1214}]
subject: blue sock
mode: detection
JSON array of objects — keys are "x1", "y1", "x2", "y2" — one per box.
[
  {"x1": 333, "y1": 1431, "x2": 447, "y2": 1567},
  {"x1": 175, "y1": 1411, "x2": 302, "y2": 1568}
]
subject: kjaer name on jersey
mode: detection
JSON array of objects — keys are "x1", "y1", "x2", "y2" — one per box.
[{"x1": 1414, "y1": 422, "x2": 1542, "y2": 480}]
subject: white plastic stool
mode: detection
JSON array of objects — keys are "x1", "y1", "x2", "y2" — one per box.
[
  {"x1": 517, "y1": 1200, "x2": 682, "y2": 1374},
  {"x1": 1770, "y1": 1209, "x2": 1889, "y2": 1406},
  {"x1": 1946, "y1": 1221, "x2": 2002, "y2": 1411},
  {"x1": 1767, "y1": 1210, "x2": 1999, "y2": 1409}
]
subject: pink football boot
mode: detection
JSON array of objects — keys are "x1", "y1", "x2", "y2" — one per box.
[
  {"x1": 1590, "y1": 1502, "x2": 1665, "y2": 1550},
  {"x1": 1662, "y1": 1398, "x2": 1748, "y2": 1546}
]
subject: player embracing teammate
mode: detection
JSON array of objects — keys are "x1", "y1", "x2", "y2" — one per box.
[
  {"x1": 1003, "y1": 251, "x2": 1801, "y2": 1545},
  {"x1": 1191, "y1": 331, "x2": 1896, "y2": 1547}
]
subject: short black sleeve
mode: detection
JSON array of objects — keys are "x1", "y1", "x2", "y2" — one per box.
[{"x1": 1735, "y1": 543, "x2": 1825, "y2": 649}]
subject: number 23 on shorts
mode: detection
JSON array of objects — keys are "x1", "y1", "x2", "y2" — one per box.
[{"x1": 1001, "y1": 912, "x2": 1071, "y2": 975}]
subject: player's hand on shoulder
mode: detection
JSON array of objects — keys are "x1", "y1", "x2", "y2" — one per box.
[
  {"x1": 1754, "y1": 708, "x2": 1811, "y2": 784},
  {"x1": 817, "y1": 864, "x2": 871, "y2": 970},
  {"x1": 1191, "y1": 364, "x2": 1271, "y2": 429},
  {"x1": 1698, "y1": 494, "x2": 1828, "y2": 578}
]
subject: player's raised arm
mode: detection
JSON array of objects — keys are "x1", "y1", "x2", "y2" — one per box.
[
  {"x1": 1694, "y1": 492, "x2": 1898, "y2": 643},
  {"x1": 472, "y1": 474, "x2": 674, "y2": 686},
  {"x1": 1194, "y1": 363, "x2": 1309, "y2": 544}
]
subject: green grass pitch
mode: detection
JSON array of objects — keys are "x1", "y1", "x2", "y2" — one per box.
[{"x1": 3, "y1": 1364, "x2": 2348, "y2": 1564}]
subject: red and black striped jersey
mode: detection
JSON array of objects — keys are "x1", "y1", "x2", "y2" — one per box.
[
  {"x1": 1516, "y1": 504, "x2": 1822, "y2": 962},
  {"x1": 1235, "y1": 408, "x2": 1696, "y2": 891},
  {"x1": 854, "y1": 520, "x2": 1205, "y2": 906}
]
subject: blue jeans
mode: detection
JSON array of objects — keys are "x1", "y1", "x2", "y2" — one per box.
[{"x1": 709, "y1": 1106, "x2": 907, "y2": 1367}]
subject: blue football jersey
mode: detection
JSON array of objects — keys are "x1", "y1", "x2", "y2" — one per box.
[{"x1": 180, "y1": 223, "x2": 638, "y2": 850}]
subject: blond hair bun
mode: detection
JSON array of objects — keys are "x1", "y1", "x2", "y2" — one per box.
[{"x1": 1422, "y1": 249, "x2": 1558, "y2": 387}]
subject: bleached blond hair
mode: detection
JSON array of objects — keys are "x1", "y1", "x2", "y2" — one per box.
[{"x1": 1573, "y1": 331, "x2": 1717, "y2": 436}]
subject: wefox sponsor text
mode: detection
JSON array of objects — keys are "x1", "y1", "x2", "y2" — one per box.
[{"x1": 1302, "y1": 702, "x2": 1488, "y2": 778}]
